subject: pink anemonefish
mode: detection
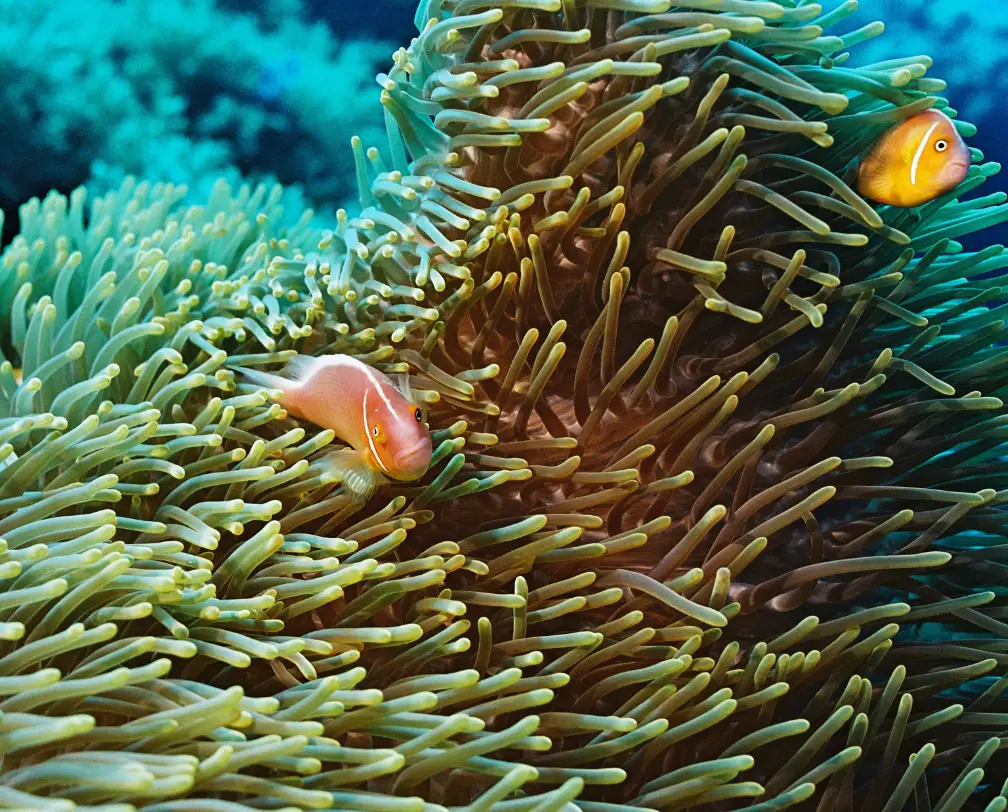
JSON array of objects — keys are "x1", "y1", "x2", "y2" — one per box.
[
  {"x1": 237, "y1": 354, "x2": 432, "y2": 502},
  {"x1": 856, "y1": 109, "x2": 971, "y2": 208}
]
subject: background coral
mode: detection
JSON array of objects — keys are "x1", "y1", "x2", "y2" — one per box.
[
  {"x1": 0, "y1": 0, "x2": 389, "y2": 240},
  {"x1": 1, "y1": 1, "x2": 1008, "y2": 811}
]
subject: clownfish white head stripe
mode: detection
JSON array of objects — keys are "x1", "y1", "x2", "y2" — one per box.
[
  {"x1": 908, "y1": 118, "x2": 942, "y2": 187},
  {"x1": 362, "y1": 387, "x2": 391, "y2": 476}
]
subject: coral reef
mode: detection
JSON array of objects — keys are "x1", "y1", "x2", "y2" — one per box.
[
  {"x1": 2, "y1": 0, "x2": 1008, "y2": 810},
  {"x1": 0, "y1": 0, "x2": 388, "y2": 228}
]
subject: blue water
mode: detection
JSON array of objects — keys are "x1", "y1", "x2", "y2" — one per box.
[{"x1": 1, "y1": 0, "x2": 1004, "y2": 247}]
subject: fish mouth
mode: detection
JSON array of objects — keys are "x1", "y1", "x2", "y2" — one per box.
[{"x1": 393, "y1": 437, "x2": 432, "y2": 477}]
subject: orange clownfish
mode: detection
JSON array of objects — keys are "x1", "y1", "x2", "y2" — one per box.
[
  {"x1": 856, "y1": 109, "x2": 971, "y2": 208},
  {"x1": 237, "y1": 354, "x2": 432, "y2": 502}
]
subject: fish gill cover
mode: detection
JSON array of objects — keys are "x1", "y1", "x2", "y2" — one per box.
[{"x1": 0, "y1": 0, "x2": 1007, "y2": 810}]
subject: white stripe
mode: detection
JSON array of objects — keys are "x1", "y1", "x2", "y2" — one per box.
[
  {"x1": 909, "y1": 120, "x2": 941, "y2": 186},
  {"x1": 362, "y1": 388, "x2": 391, "y2": 475}
]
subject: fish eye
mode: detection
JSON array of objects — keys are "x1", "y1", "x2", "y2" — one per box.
[
  {"x1": 414, "y1": 408, "x2": 422, "y2": 421},
  {"x1": 372, "y1": 425, "x2": 380, "y2": 438},
  {"x1": 935, "y1": 139, "x2": 948, "y2": 152}
]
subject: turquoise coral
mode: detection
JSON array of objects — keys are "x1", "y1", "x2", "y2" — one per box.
[
  {"x1": 1, "y1": 0, "x2": 1008, "y2": 810},
  {"x1": 0, "y1": 0, "x2": 389, "y2": 214}
]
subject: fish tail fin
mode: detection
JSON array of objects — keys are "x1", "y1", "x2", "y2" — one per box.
[{"x1": 321, "y1": 448, "x2": 386, "y2": 504}]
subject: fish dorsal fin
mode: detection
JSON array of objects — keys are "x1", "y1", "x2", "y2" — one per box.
[{"x1": 281, "y1": 354, "x2": 318, "y2": 382}]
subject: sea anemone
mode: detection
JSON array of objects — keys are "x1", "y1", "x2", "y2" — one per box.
[{"x1": 2, "y1": 0, "x2": 1008, "y2": 810}]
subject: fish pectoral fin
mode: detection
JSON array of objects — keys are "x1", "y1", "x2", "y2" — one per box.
[{"x1": 323, "y1": 449, "x2": 387, "y2": 504}]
